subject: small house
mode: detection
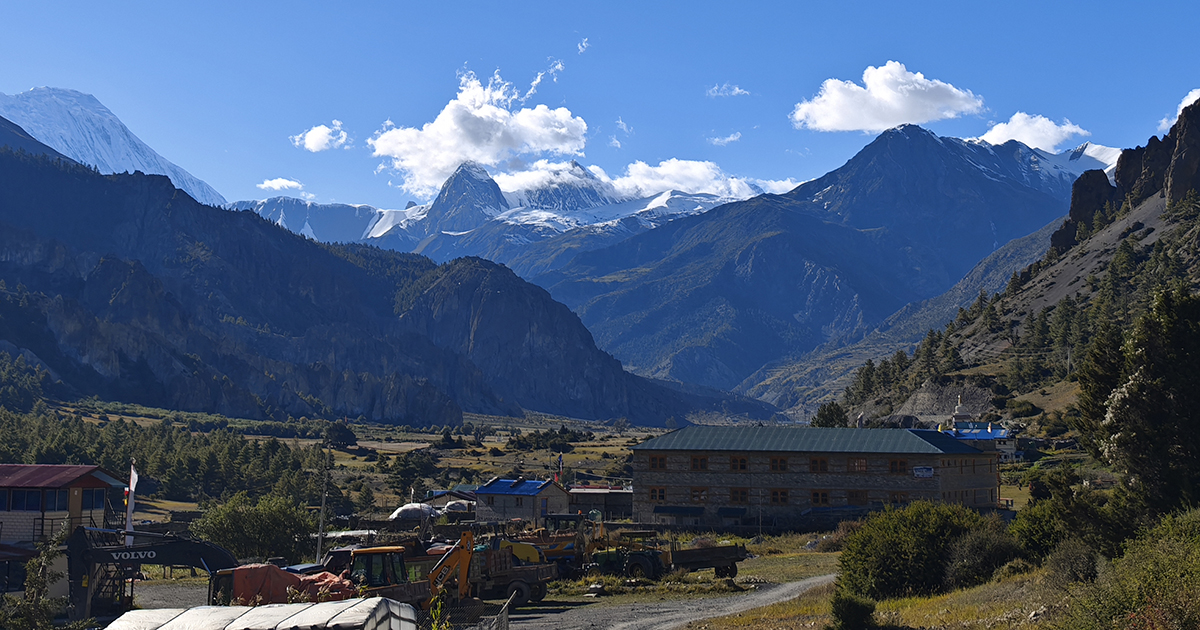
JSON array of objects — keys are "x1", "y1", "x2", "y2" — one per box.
[{"x1": 474, "y1": 478, "x2": 569, "y2": 526}]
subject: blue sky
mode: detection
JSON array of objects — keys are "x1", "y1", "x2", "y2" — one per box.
[{"x1": 2, "y1": 1, "x2": 1198, "y2": 208}]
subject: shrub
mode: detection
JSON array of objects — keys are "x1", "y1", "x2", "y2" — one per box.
[
  {"x1": 1042, "y1": 538, "x2": 1098, "y2": 593},
  {"x1": 1008, "y1": 497, "x2": 1065, "y2": 560},
  {"x1": 815, "y1": 520, "x2": 863, "y2": 552},
  {"x1": 829, "y1": 589, "x2": 875, "y2": 630},
  {"x1": 837, "y1": 501, "x2": 983, "y2": 600},
  {"x1": 943, "y1": 517, "x2": 1021, "y2": 590},
  {"x1": 991, "y1": 557, "x2": 1036, "y2": 581},
  {"x1": 1059, "y1": 508, "x2": 1200, "y2": 629}
]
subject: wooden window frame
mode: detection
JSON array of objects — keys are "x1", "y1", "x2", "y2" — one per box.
[
  {"x1": 770, "y1": 489, "x2": 789, "y2": 504},
  {"x1": 848, "y1": 457, "x2": 868, "y2": 472},
  {"x1": 889, "y1": 459, "x2": 908, "y2": 474},
  {"x1": 847, "y1": 489, "x2": 868, "y2": 506},
  {"x1": 888, "y1": 492, "x2": 908, "y2": 504},
  {"x1": 730, "y1": 456, "x2": 748, "y2": 471},
  {"x1": 690, "y1": 487, "x2": 708, "y2": 503},
  {"x1": 810, "y1": 457, "x2": 829, "y2": 473},
  {"x1": 691, "y1": 456, "x2": 709, "y2": 471},
  {"x1": 730, "y1": 487, "x2": 749, "y2": 504},
  {"x1": 649, "y1": 455, "x2": 666, "y2": 470},
  {"x1": 811, "y1": 490, "x2": 830, "y2": 506},
  {"x1": 649, "y1": 487, "x2": 666, "y2": 502},
  {"x1": 770, "y1": 457, "x2": 788, "y2": 472}
]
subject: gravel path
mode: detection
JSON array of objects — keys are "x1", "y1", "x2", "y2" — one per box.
[
  {"x1": 133, "y1": 580, "x2": 210, "y2": 610},
  {"x1": 509, "y1": 574, "x2": 836, "y2": 630}
]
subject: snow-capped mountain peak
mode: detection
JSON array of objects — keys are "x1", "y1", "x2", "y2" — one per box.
[{"x1": 0, "y1": 87, "x2": 226, "y2": 206}]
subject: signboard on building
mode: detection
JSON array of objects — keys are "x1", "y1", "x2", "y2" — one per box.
[{"x1": 912, "y1": 466, "x2": 934, "y2": 478}]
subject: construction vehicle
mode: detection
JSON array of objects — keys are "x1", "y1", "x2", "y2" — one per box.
[
  {"x1": 209, "y1": 545, "x2": 434, "y2": 608},
  {"x1": 67, "y1": 527, "x2": 239, "y2": 622}
]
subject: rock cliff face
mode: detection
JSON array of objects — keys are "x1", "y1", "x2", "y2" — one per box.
[
  {"x1": 1053, "y1": 101, "x2": 1200, "y2": 249},
  {"x1": 0, "y1": 147, "x2": 753, "y2": 425}
]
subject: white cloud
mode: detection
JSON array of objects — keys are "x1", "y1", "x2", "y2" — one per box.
[
  {"x1": 369, "y1": 70, "x2": 589, "y2": 197},
  {"x1": 577, "y1": 38, "x2": 589, "y2": 54},
  {"x1": 301, "y1": 191, "x2": 316, "y2": 201},
  {"x1": 708, "y1": 132, "x2": 742, "y2": 146},
  {"x1": 609, "y1": 136, "x2": 622, "y2": 148},
  {"x1": 707, "y1": 83, "x2": 750, "y2": 98},
  {"x1": 790, "y1": 61, "x2": 983, "y2": 132},
  {"x1": 587, "y1": 158, "x2": 796, "y2": 199},
  {"x1": 522, "y1": 59, "x2": 564, "y2": 103},
  {"x1": 615, "y1": 117, "x2": 632, "y2": 134},
  {"x1": 1158, "y1": 88, "x2": 1200, "y2": 132},
  {"x1": 257, "y1": 177, "x2": 304, "y2": 191},
  {"x1": 290, "y1": 120, "x2": 349, "y2": 152},
  {"x1": 977, "y1": 112, "x2": 1089, "y2": 152}
]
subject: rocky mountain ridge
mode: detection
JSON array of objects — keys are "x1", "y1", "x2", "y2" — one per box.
[{"x1": 0, "y1": 132, "x2": 766, "y2": 425}]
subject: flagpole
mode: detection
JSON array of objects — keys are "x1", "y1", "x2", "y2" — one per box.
[{"x1": 125, "y1": 459, "x2": 138, "y2": 547}]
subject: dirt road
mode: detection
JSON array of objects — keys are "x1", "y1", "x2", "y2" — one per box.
[{"x1": 510, "y1": 574, "x2": 836, "y2": 630}]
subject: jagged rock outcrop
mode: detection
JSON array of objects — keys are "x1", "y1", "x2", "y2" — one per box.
[
  {"x1": 1051, "y1": 170, "x2": 1118, "y2": 250},
  {"x1": 1167, "y1": 101, "x2": 1200, "y2": 204}
]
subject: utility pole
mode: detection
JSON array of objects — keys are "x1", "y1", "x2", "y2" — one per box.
[{"x1": 315, "y1": 431, "x2": 331, "y2": 563}]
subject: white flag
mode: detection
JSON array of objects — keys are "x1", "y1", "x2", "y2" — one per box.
[{"x1": 125, "y1": 464, "x2": 139, "y2": 547}]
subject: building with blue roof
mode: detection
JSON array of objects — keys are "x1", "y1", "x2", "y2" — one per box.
[
  {"x1": 474, "y1": 477, "x2": 569, "y2": 526},
  {"x1": 632, "y1": 425, "x2": 999, "y2": 528}
]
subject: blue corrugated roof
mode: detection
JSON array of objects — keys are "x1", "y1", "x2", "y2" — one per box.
[
  {"x1": 632, "y1": 426, "x2": 982, "y2": 455},
  {"x1": 952, "y1": 428, "x2": 1010, "y2": 440},
  {"x1": 476, "y1": 478, "x2": 558, "y2": 496}
]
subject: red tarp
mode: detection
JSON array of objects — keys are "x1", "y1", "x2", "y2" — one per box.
[{"x1": 230, "y1": 564, "x2": 357, "y2": 605}]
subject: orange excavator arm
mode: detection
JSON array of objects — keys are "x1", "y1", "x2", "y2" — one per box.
[{"x1": 427, "y1": 531, "x2": 474, "y2": 601}]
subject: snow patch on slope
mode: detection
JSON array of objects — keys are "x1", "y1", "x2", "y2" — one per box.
[{"x1": 0, "y1": 87, "x2": 226, "y2": 206}]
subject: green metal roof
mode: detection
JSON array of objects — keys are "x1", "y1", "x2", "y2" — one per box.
[{"x1": 631, "y1": 426, "x2": 982, "y2": 455}]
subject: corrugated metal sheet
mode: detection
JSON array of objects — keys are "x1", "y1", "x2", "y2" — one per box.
[
  {"x1": 476, "y1": 479, "x2": 560, "y2": 496},
  {"x1": 631, "y1": 426, "x2": 982, "y2": 455},
  {"x1": 0, "y1": 464, "x2": 123, "y2": 489}
]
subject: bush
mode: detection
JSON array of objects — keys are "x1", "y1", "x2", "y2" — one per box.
[
  {"x1": 942, "y1": 518, "x2": 1021, "y2": 590},
  {"x1": 829, "y1": 589, "x2": 875, "y2": 630},
  {"x1": 1008, "y1": 497, "x2": 1065, "y2": 560},
  {"x1": 837, "y1": 501, "x2": 983, "y2": 600},
  {"x1": 1059, "y1": 508, "x2": 1200, "y2": 629},
  {"x1": 1042, "y1": 538, "x2": 1098, "y2": 593},
  {"x1": 991, "y1": 557, "x2": 1036, "y2": 581},
  {"x1": 815, "y1": 520, "x2": 863, "y2": 552}
]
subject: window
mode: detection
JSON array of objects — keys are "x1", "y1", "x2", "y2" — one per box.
[
  {"x1": 0, "y1": 489, "x2": 6, "y2": 511},
  {"x1": 691, "y1": 457, "x2": 708, "y2": 471},
  {"x1": 649, "y1": 456, "x2": 667, "y2": 470},
  {"x1": 730, "y1": 488, "x2": 748, "y2": 504},
  {"x1": 810, "y1": 458, "x2": 828, "y2": 473},
  {"x1": 82, "y1": 488, "x2": 106, "y2": 511},
  {"x1": 848, "y1": 490, "x2": 868, "y2": 506},
  {"x1": 11, "y1": 490, "x2": 40, "y2": 512},
  {"x1": 848, "y1": 458, "x2": 868, "y2": 472},
  {"x1": 541, "y1": 498, "x2": 549, "y2": 516},
  {"x1": 770, "y1": 457, "x2": 788, "y2": 472},
  {"x1": 811, "y1": 491, "x2": 830, "y2": 506},
  {"x1": 486, "y1": 496, "x2": 495, "y2": 506},
  {"x1": 690, "y1": 488, "x2": 708, "y2": 503},
  {"x1": 730, "y1": 456, "x2": 747, "y2": 471},
  {"x1": 649, "y1": 488, "x2": 666, "y2": 502},
  {"x1": 45, "y1": 489, "x2": 68, "y2": 512},
  {"x1": 888, "y1": 492, "x2": 909, "y2": 504},
  {"x1": 514, "y1": 497, "x2": 524, "y2": 507},
  {"x1": 770, "y1": 489, "x2": 789, "y2": 504},
  {"x1": 889, "y1": 459, "x2": 907, "y2": 474}
]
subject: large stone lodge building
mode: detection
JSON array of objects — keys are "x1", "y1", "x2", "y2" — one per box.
[{"x1": 631, "y1": 425, "x2": 999, "y2": 528}]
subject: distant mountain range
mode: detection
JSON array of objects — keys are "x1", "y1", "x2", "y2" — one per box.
[
  {"x1": 533, "y1": 126, "x2": 1117, "y2": 396},
  {"x1": 0, "y1": 87, "x2": 226, "y2": 207},
  {"x1": 231, "y1": 161, "x2": 740, "y2": 277},
  {"x1": 0, "y1": 117, "x2": 768, "y2": 425}
]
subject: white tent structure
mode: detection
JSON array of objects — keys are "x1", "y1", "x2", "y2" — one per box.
[{"x1": 104, "y1": 598, "x2": 418, "y2": 630}]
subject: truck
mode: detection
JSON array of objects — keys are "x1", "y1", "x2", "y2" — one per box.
[{"x1": 662, "y1": 541, "x2": 749, "y2": 578}]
